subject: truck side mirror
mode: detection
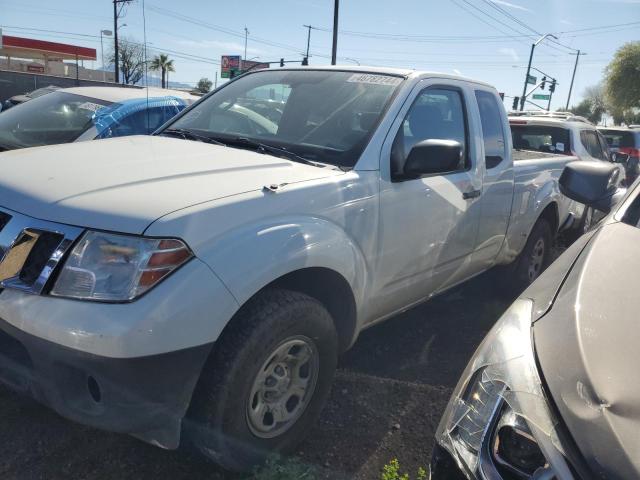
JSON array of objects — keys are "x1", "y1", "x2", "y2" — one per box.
[
  {"x1": 404, "y1": 139, "x2": 462, "y2": 177},
  {"x1": 560, "y1": 161, "x2": 622, "y2": 213}
]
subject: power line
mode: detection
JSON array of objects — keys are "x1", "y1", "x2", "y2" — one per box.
[{"x1": 477, "y1": 0, "x2": 576, "y2": 53}]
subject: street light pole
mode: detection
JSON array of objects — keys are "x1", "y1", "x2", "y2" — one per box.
[
  {"x1": 331, "y1": 0, "x2": 339, "y2": 65},
  {"x1": 520, "y1": 33, "x2": 558, "y2": 111},
  {"x1": 100, "y1": 30, "x2": 112, "y2": 82},
  {"x1": 303, "y1": 24, "x2": 312, "y2": 60},
  {"x1": 244, "y1": 27, "x2": 249, "y2": 61},
  {"x1": 566, "y1": 50, "x2": 583, "y2": 110}
]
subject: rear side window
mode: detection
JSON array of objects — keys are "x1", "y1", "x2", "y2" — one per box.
[
  {"x1": 475, "y1": 90, "x2": 506, "y2": 169},
  {"x1": 580, "y1": 130, "x2": 606, "y2": 160},
  {"x1": 600, "y1": 130, "x2": 636, "y2": 149},
  {"x1": 510, "y1": 125, "x2": 570, "y2": 154}
]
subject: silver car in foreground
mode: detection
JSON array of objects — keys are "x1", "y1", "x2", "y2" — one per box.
[{"x1": 431, "y1": 160, "x2": 636, "y2": 479}]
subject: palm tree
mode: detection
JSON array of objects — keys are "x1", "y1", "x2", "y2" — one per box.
[{"x1": 149, "y1": 53, "x2": 175, "y2": 88}]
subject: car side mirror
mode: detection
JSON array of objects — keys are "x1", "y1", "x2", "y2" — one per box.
[
  {"x1": 404, "y1": 139, "x2": 462, "y2": 177},
  {"x1": 612, "y1": 152, "x2": 630, "y2": 164},
  {"x1": 560, "y1": 161, "x2": 622, "y2": 213}
]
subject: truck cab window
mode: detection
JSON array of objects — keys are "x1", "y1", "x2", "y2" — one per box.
[
  {"x1": 392, "y1": 87, "x2": 468, "y2": 176},
  {"x1": 475, "y1": 90, "x2": 506, "y2": 169},
  {"x1": 580, "y1": 130, "x2": 606, "y2": 160}
]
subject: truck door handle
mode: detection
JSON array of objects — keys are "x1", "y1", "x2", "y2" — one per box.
[{"x1": 463, "y1": 189, "x2": 481, "y2": 200}]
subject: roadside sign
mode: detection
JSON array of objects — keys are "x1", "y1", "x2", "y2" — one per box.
[
  {"x1": 526, "y1": 74, "x2": 537, "y2": 85},
  {"x1": 221, "y1": 55, "x2": 241, "y2": 78},
  {"x1": 532, "y1": 93, "x2": 551, "y2": 100}
]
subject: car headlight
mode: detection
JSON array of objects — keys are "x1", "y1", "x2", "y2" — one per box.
[
  {"x1": 50, "y1": 231, "x2": 192, "y2": 302},
  {"x1": 436, "y1": 299, "x2": 574, "y2": 479}
]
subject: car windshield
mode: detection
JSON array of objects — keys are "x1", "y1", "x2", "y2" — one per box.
[
  {"x1": 166, "y1": 70, "x2": 403, "y2": 168},
  {"x1": 0, "y1": 91, "x2": 111, "y2": 150},
  {"x1": 511, "y1": 124, "x2": 571, "y2": 154}
]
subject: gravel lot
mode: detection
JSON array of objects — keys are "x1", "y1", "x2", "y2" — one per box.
[{"x1": 0, "y1": 269, "x2": 516, "y2": 480}]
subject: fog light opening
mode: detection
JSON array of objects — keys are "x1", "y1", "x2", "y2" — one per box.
[{"x1": 87, "y1": 376, "x2": 102, "y2": 403}]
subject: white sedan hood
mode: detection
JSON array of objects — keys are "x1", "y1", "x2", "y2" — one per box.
[{"x1": 0, "y1": 135, "x2": 341, "y2": 233}]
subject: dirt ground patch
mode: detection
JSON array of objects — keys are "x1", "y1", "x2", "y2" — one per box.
[{"x1": 0, "y1": 269, "x2": 516, "y2": 479}]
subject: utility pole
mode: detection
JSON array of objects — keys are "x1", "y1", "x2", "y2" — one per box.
[
  {"x1": 520, "y1": 33, "x2": 557, "y2": 111},
  {"x1": 331, "y1": 0, "x2": 339, "y2": 65},
  {"x1": 112, "y1": 0, "x2": 132, "y2": 85},
  {"x1": 303, "y1": 24, "x2": 312, "y2": 60},
  {"x1": 565, "y1": 50, "x2": 583, "y2": 110},
  {"x1": 244, "y1": 27, "x2": 249, "y2": 61}
]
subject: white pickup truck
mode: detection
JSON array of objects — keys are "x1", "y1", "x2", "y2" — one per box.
[{"x1": 0, "y1": 67, "x2": 582, "y2": 469}]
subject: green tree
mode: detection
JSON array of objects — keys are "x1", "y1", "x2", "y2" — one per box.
[
  {"x1": 196, "y1": 77, "x2": 213, "y2": 94},
  {"x1": 569, "y1": 84, "x2": 608, "y2": 124},
  {"x1": 150, "y1": 53, "x2": 175, "y2": 88},
  {"x1": 605, "y1": 42, "x2": 640, "y2": 124}
]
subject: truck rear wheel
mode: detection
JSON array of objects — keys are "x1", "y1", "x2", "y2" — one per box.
[
  {"x1": 183, "y1": 289, "x2": 338, "y2": 471},
  {"x1": 509, "y1": 217, "x2": 553, "y2": 294}
]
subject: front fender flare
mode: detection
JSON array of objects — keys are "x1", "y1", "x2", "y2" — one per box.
[{"x1": 194, "y1": 215, "x2": 368, "y2": 319}]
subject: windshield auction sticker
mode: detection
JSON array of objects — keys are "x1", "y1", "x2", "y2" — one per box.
[{"x1": 347, "y1": 74, "x2": 403, "y2": 86}]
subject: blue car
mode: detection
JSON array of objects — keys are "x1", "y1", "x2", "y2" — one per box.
[{"x1": 0, "y1": 86, "x2": 198, "y2": 151}]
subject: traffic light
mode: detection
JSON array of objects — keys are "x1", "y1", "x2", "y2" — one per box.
[
  {"x1": 549, "y1": 80, "x2": 556, "y2": 93},
  {"x1": 541, "y1": 76, "x2": 546, "y2": 90},
  {"x1": 512, "y1": 97, "x2": 519, "y2": 110},
  {"x1": 302, "y1": 57, "x2": 309, "y2": 66},
  {"x1": 280, "y1": 58, "x2": 285, "y2": 67}
]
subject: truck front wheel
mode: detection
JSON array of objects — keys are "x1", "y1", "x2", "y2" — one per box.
[
  {"x1": 184, "y1": 289, "x2": 338, "y2": 471},
  {"x1": 509, "y1": 217, "x2": 553, "y2": 294}
]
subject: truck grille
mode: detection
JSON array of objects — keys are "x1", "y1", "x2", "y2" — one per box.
[{"x1": 0, "y1": 208, "x2": 83, "y2": 295}]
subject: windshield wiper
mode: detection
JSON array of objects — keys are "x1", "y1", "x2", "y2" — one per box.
[
  {"x1": 225, "y1": 137, "x2": 340, "y2": 170},
  {"x1": 161, "y1": 128, "x2": 226, "y2": 146}
]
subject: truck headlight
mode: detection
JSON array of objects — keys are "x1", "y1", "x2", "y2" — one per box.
[
  {"x1": 50, "y1": 231, "x2": 192, "y2": 301},
  {"x1": 436, "y1": 299, "x2": 574, "y2": 479}
]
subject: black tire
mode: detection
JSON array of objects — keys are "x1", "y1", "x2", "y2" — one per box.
[
  {"x1": 508, "y1": 217, "x2": 553, "y2": 295},
  {"x1": 183, "y1": 288, "x2": 338, "y2": 471}
]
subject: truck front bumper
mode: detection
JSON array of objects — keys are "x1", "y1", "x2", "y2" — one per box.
[{"x1": 0, "y1": 316, "x2": 212, "y2": 449}]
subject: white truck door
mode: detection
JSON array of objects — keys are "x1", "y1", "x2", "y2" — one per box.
[
  {"x1": 368, "y1": 80, "x2": 483, "y2": 321},
  {"x1": 469, "y1": 89, "x2": 515, "y2": 271}
]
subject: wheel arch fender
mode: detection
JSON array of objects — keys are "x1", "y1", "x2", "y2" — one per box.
[{"x1": 195, "y1": 215, "x2": 368, "y2": 350}]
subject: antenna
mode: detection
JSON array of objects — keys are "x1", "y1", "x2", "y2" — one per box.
[{"x1": 142, "y1": 0, "x2": 150, "y2": 133}]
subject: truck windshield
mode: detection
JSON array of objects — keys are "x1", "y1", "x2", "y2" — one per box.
[
  {"x1": 511, "y1": 124, "x2": 571, "y2": 154},
  {"x1": 165, "y1": 70, "x2": 403, "y2": 168},
  {"x1": 0, "y1": 91, "x2": 110, "y2": 150}
]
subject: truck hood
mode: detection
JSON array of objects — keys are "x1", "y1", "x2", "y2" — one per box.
[
  {"x1": 0, "y1": 135, "x2": 342, "y2": 233},
  {"x1": 534, "y1": 222, "x2": 640, "y2": 479}
]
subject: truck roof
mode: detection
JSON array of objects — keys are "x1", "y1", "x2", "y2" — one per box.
[{"x1": 247, "y1": 65, "x2": 496, "y2": 89}]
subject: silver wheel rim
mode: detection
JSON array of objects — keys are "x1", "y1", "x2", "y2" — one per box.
[
  {"x1": 246, "y1": 336, "x2": 319, "y2": 438},
  {"x1": 528, "y1": 237, "x2": 546, "y2": 282}
]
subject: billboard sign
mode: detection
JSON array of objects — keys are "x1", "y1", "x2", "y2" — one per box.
[{"x1": 221, "y1": 55, "x2": 241, "y2": 78}]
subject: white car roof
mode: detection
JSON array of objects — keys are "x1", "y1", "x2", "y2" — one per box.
[
  {"x1": 508, "y1": 116, "x2": 594, "y2": 128},
  {"x1": 59, "y1": 86, "x2": 199, "y2": 103}
]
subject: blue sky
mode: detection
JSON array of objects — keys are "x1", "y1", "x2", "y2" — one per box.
[{"x1": 1, "y1": 0, "x2": 639, "y2": 109}]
